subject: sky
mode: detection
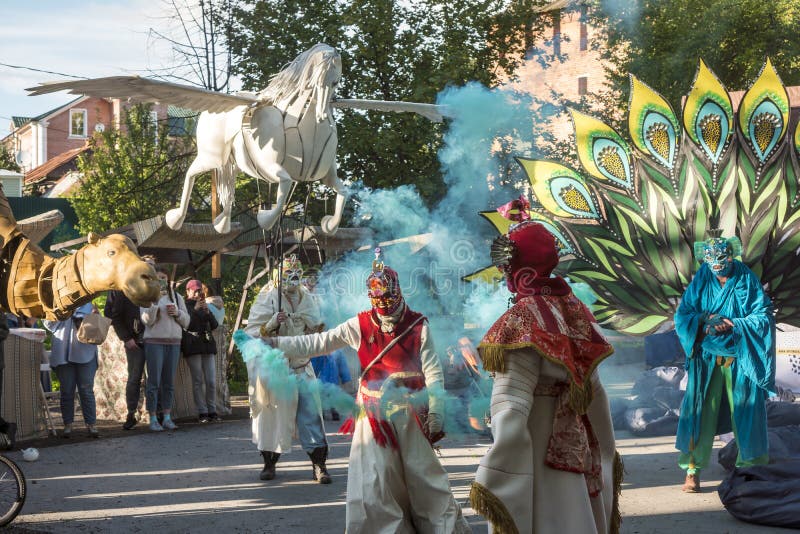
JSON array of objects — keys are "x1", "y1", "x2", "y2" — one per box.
[{"x1": 0, "y1": 0, "x2": 228, "y2": 134}]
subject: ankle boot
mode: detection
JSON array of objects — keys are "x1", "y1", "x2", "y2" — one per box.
[
  {"x1": 308, "y1": 446, "x2": 332, "y2": 484},
  {"x1": 260, "y1": 451, "x2": 280, "y2": 480}
]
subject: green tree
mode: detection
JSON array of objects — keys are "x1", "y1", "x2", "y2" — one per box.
[
  {"x1": 71, "y1": 104, "x2": 196, "y2": 234},
  {"x1": 594, "y1": 0, "x2": 800, "y2": 109},
  {"x1": 227, "y1": 0, "x2": 546, "y2": 207},
  {"x1": 0, "y1": 144, "x2": 20, "y2": 172}
]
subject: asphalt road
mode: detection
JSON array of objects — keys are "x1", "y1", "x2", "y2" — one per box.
[{"x1": 5, "y1": 362, "x2": 796, "y2": 533}]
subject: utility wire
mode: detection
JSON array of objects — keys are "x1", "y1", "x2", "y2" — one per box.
[{"x1": 0, "y1": 62, "x2": 87, "y2": 80}]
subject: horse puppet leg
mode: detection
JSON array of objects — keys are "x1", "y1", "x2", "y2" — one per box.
[
  {"x1": 166, "y1": 111, "x2": 231, "y2": 230},
  {"x1": 319, "y1": 165, "x2": 348, "y2": 236},
  {"x1": 165, "y1": 157, "x2": 214, "y2": 230},
  {"x1": 256, "y1": 170, "x2": 292, "y2": 230}
]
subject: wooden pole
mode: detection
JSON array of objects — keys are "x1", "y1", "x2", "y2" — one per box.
[
  {"x1": 228, "y1": 243, "x2": 259, "y2": 356},
  {"x1": 211, "y1": 169, "x2": 222, "y2": 295}
]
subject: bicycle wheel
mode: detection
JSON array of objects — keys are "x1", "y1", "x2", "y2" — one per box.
[{"x1": 0, "y1": 454, "x2": 25, "y2": 526}]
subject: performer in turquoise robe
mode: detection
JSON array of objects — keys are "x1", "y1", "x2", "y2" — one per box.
[{"x1": 674, "y1": 233, "x2": 775, "y2": 493}]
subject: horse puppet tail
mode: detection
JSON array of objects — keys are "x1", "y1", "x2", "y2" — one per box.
[{"x1": 215, "y1": 161, "x2": 236, "y2": 213}]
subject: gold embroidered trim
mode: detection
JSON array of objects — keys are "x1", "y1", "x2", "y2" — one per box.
[{"x1": 469, "y1": 481, "x2": 519, "y2": 534}]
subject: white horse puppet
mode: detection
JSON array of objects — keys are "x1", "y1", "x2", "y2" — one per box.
[
  {"x1": 27, "y1": 43, "x2": 444, "y2": 236},
  {"x1": 173, "y1": 44, "x2": 343, "y2": 234}
]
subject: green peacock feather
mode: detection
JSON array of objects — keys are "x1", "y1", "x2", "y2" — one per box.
[{"x1": 469, "y1": 58, "x2": 800, "y2": 335}]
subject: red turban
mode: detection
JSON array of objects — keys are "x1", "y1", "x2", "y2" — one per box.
[{"x1": 503, "y1": 221, "x2": 559, "y2": 293}]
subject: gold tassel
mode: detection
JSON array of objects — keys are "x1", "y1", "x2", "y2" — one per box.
[
  {"x1": 568, "y1": 381, "x2": 593, "y2": 414},
  {"x1": 610, "y1": 450, "x2": 624, "y2": 534},
  {"x1": 477, "y1": 345, "x2": 507, "y2": 373},
  {"x1": 469, "y1": 482, "x2": 519, "y2": 534}
]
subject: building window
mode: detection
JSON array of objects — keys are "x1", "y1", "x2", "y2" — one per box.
[
  {"x1": 69, "y1": 109, "x2": 87, "y2": 138},
  {"x1": 552, "y1": 11, "x2": 562, "y2": 56},
  {"x1": 580, "y1": 6, "x2": 589, "y2": 51},
  {"x1": 578, "y1": 76, "x2": 588, "y2": 96}
]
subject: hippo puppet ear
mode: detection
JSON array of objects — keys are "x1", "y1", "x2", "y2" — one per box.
[{"x1": 87, "y1": 232, "x2": 102, "y2": 245}]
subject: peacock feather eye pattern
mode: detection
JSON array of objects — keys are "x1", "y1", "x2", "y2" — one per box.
[
  {"x1": 628, "y1": 75, "x2": 680, "y2": 174},
  {"x1": 739, "y1": 58, "x2": 789, "y2": 175},
  {"x1": 569, "y1": 109, "x2": 634, "y2": 192},
  {"x1": 516, "y1": 158, "x2": 602, "y2": 222},
  {"x1": 698, "y1": 114, "x2": 722, "y2": 155},
  {"x1": 683, "y1": 59, "x2": 734, "y2": 171}
]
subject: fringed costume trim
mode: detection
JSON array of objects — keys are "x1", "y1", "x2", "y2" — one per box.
[
  {"x1": 469, "y1": 481, "x2": 519, "y2": 534},
  {"x1": 611, "y1": 450, "x2": 624, "y2": 534}
]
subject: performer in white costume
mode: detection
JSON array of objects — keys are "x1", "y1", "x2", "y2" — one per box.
[
  {"x1": 264, "y1": 251, "x2": 470, "y2": 534},
  {"x1": 245, "y1": 255, "x2": 330, "y2": 483},
  {"x1": 470, "y1": 202, "x2": 622, "y2": 534}
]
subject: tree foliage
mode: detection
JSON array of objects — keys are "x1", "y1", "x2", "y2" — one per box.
[
  {"x1": 71, "y1": 104, "x2": 196, "y2": 234},
  {"x1": 226, "y1": 0, "x2": 547, "y2": 206},
  {"x1": 594, "y1": 0, "x2": 800, "y2": 108},
  {"x1": 0, "y1": 144, "x2": 20, "y2": 172}
]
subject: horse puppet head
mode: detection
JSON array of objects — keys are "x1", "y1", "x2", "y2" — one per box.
[
  {"x1": 79, "y1": 233, "x2": 160, "y2": 307},
  {"x1": 259, "y1": 43, "x2": 342, "y2": 122}
]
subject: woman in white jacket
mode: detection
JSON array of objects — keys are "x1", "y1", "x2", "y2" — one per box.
[{"x1": 141, "y1": 267, "x2": 189, "y2": 431}]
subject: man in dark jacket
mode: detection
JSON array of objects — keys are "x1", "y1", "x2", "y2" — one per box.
[
  {"x1": 0, "y1": 315, "x2": 15, "y2": 449},
  {"x1": 105, "y1": 290, "x2": 146, "y2": 429}
]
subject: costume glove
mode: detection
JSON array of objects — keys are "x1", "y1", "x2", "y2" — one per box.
[
  {"x1": 702, "y1": 313, "x2": 729, "y2": 335},
  {"x1": 427, "y1": 412, "x2": 444, "y2": 436}
]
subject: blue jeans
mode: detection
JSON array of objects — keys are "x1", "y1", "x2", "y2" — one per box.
[
  {"x1": 54, "y1": 357, "x2": 98, "y2": 425},
  {"x1": 145, "y1": 343, "x2": 180, "y2": 414},
  {"x1": 297, "y1": 373, "x2": 327, "y2": 452}
]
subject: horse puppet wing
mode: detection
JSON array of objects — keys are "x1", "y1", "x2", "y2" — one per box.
[
  {"x1": 27, "y1": 70, "x2": 449, "y2": 236},
  {"x1": 27, "y1": 76, "x2": 256, "y2": 113}
]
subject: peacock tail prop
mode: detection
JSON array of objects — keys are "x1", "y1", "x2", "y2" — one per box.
[{"x1": 466, "y1": 58, "x2": 800, "y2": 335}]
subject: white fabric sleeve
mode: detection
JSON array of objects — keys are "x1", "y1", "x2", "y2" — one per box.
[
  {"x1": 141, "y1": 304, "x2": 159, "y2": 326},
  {"x1": 175, "y1": 295, "x2": 190, "y2": 329},
  {"x1": 419, "y1": 324, "x2": 446, "y2": 415},
  {"x1": 294, "y1": 289, "x2": 322, "y2": 331},
  {"x1": 244, "y1": 288, "x2": 279, "y2": 337},
  {"x1": 275, "y1": 317, "x2": 361, "y2": 362}
]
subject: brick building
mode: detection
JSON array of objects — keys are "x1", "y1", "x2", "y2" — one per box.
[
  {"x1": 508, "y1": 0, "x2": 612, "y2": 141},
  {"x1": 514, "y1": 0, "x2": 608, "y2": 101},
  {"x1": 1, "y1": 99, "x2": 189, "y2": 197}
]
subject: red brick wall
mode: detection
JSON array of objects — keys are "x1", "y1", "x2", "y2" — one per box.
[
  {"x1": 510, "y1": 8, "x2": 609, "y2": 102},
  {"x1": 46, "y1": 97, "x2": 113, "y2": 159},
  {"x1": 495, "y1": 8, "x2": 612, "y2": 141},
  {"x1": 47, "y1": 99, "x2": 171, "y2": 157}
]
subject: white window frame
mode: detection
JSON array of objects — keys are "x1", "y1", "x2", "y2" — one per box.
[{"x1": 68, "y1": 108, "x2": 88, "y2": 138}]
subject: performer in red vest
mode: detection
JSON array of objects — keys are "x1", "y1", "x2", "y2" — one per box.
[{"x1": 264, "y1": 250, "x2": 470, "y2": 533}]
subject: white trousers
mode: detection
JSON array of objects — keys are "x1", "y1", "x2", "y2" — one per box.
[{"x1": 345, "y1": 409, "x2": 471, "y2": 534}]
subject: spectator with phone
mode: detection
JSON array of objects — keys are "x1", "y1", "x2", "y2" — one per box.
[
  {"x1": 141, "y1": 266, "x2": 189, "y2": 432},
  {"x1": 183, "y1": 279, "x2": 220, "y2": 423}
]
